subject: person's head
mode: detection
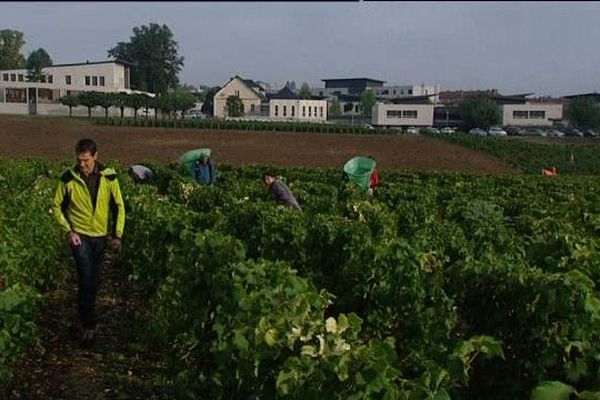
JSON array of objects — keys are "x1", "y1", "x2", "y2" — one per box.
[
  {"x1": 263, "y1": 172, "x2": 277, "y2": 186},
  {"x1": 75, "y1": 138, "x2": 98, "y2": 175}
]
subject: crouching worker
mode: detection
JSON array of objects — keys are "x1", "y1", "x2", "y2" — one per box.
[
  {"x1": 194, "y1": 155, "x2": 217, "y2": 185},
  {"x1": 129, "y1": 164, "x2": 154, "y2": 183},
  {"x1": 52, "y1": 138, "x2": 126, "y2": 348},
  {"x1": 263, "y1": 171, "x2": 302, "y2": 211}
]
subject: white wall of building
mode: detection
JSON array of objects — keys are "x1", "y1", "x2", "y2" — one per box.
[
  {"x1": 371, "y1": 103, "x2": 434, "y2": 127},
  {"x1": 501, "y1": 103, "x2": 563, "y2": 126},
  {"x1": 214, "y1": 77, "x2": 262, "y2": 118},
  {"x1": 0, "y1": 61, "x2": 153, "y2": 117},
  {"x1": 269, "y1": 99, "x2": 327, "y2": 121}
]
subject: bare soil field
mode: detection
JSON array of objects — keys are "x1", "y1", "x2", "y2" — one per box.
[{"x1": 0, "y1": 115, "x2": 518, "y2": 173}]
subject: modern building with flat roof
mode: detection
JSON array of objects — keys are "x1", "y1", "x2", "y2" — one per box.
[{"x1": 0, "y1": 60, "x2": 154, "y2": 117}]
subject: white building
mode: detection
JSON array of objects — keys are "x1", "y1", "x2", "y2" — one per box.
[
  {"x1": 500, "y1": 103, "x2": 563, "y2": 127},
  {"x1": 0, "y1": 60, "x2": 154, "y2": 117},
  {"x1": 372, "y1": 84, "x2": 440, "y2": 103},
  {"x1": 269, "y1": 87, "x2": 327, "y2": 121},
  {"x1": 371, "y1": 102, "x2": 434, "y2": 127}
]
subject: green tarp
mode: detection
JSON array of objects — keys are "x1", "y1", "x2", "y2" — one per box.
[{"x1": 343, "y1": 156, "x2": 376, "y2": 190}]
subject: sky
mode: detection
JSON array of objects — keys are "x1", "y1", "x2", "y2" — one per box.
[{"x1": 2, "y1": 1, "x2": 600, "y2": 97}]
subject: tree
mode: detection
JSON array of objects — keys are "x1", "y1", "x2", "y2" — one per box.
[
  {"x1": 329, "y1": 100, "x2": 342, "y2": 118},
  {"x1": 26, "y1": 48, "x2": 52, "y2": 82},
  {"x1": 155, "y1": 93, "x2": 175, "y2": 119},
  {"x1": 59, "y1": 95, "x2": 79, "y2": 117},
  {"x1": 113, "y1": 92, "x2": 129, "y2": 118},
  {"x1": 458, "y1": 94, "x2": 500, "y2": 130},
  {"x1": 95, "y1": 92, "x2": 115, "y2": 118},
  {"x1": 299, "y1": 82, "x2": 312, "y2": 100},
  {"x1": 568, "y1": 97, "x2": 600, "y2": 129},
  {"x1": 0, "y1": 29, "x2": 26, "y2": 70},
  {"x1": 201, "y1": 86, "x2": 220, "y2": 116},
  {"x1": 107, "y1": 23, "x2": 184, "y2": 94},
  {"x1": 361, "y1": 89, "x2": 376, "y2": 118},
  {"x1": 172, "y1": 89, "x2": 196, "y2": 115},
  {"x1": 126, "y1": 93, "x2": 149, "y2": 119},
  {"x1": 77, "y1": 91, "x2": 101, "y2": 118},
  {"x1": 225, "y1": 95, "x2": 244, "y2": 117}
]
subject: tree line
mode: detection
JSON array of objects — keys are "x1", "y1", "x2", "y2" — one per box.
[{"x1": 59, "y1": 89, "x2": 195, "y2": 118}]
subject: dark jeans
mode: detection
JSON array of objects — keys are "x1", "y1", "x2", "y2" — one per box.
[{"x1": 71, "y1": 235, "x2": 106, "y2": 329}]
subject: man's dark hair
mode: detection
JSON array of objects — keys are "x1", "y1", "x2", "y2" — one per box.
[
  {"x1": 263, "y1": 171, "x2": 277, "y2": 180},
  {"x1": 75, "y1": 138, "x2": 97, "y2": 155}
]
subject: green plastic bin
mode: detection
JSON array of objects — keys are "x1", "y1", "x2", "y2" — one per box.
[
  {"x1": 343, "y1": 156, "x2": 376, "y2": 190},
  {"x1": 179, "y1": 148, "x2": 212, "y2": 177}
]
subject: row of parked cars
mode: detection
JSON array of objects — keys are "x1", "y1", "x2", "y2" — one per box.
[{"x1": 468, "y1": 126, "x2": 599, "y2": 138}]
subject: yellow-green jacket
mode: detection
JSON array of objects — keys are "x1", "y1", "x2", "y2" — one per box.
[{"x1": 52, "y1": 165, "x2": 125, "y2": 238}]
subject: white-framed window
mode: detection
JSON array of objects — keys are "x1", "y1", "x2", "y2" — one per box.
[
  {"x1": 2, "y1": 73, "x2": 8, "y2": 81},
  {"x1": 85, "y1": 76, "x2": 90, "y2": 85},
  {"x1": 302, "y1": 106, "x2": 306, "y2": 117},
  {"x1": 99, "y1": 76, "x2": 105, "y2": 86},
  {"x1": 402, "y1": 110, "x2": 418, "y2": 118},
  {"x1": 308, "y1": 106, "x2": 312, "y2": 117},
  {"x1": 48, "y1": 75, "x2": 53, "y2": 84},
  {"x1": 283, "y1": 105, "x2": 287, "y2": 117},
  {"x1": 250, "y1": 104, "x2": 255, "y2": 113},
  {"x1": 275, "y1": 105, "x2": 279, "y2": 116},
  {"x1": 387, "y1": 110, "x2": 402, "y2": 118},
  {"x1": 10, "y1": 73, "x2": 16, "y2": 81},
  {"x1": 291, "y1": 105, "x2": 295, "y2": 117},
  {"x1": 408, "y1": 89, "x2": 413, "y2": 95},
  {"x1": 320, "y1": 107, "x2": 323, "y2": 117},
  {"x1": 6, "y1": 88, "x2": 26, "y2": 103},
  {"x1": 18, "y1": 74, "x2": 23, "y2": 82},
  {"x1": 529, "y1": 110, "x2": 546, "y2": 119},
  {"x1": 314, "y1": 106, "x2": 317, "y2": 116},
  {"x1": 92, "y1": 76, "x2": 98, "y2": 86},
  {"x1": 513, "y1": 110, "x2": 528, "y2": 119},
  {"x1": 66, "y1": 75, "x2": 72, "y2": 85}
]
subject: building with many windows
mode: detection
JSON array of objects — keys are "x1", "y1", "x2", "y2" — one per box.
[
  {"x1": 371, "y1": 98, "x2": 435, "y2": 127},
  {"x1": 0, "y1": 60, "x2": 153, "y2": 117},
  {"x1": 268, "y1": 86, "x2": 327, "y2": 122}
]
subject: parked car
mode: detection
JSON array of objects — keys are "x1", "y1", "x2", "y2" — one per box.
[
  {"x1": 505, "y1": 126, "x2": 526, "y2": 136},
  {"x1": 488, "y1": 126, "x2": 508, "y2": 137},
  {"x1": 547, "y1": 129, "x2": 565, "y2": 138},
  {"x1": 531, "y1": 128, "x2": 548, "y2": 137},
  {"x1": 423, "y1": 127, "x2": 440, "y2": 134},
  {"x1": 362, "y1": 123, "x2": 375, "y2": 130},
  {"x1": 585, "y1": 129, "x2": 599, "y2": 138},
  {"x1": 564, "y1": 128, "x2": 584, "y2": 137},
  {"x1": 184, "y1": 110, "x2": 206, "y2": 119},
  {"x1": 440, "y1": 127, "x2": 455, "y2": 134},
  {"x1": 406, "y1": 126, "x2": 418, "y2": 134},
  {"x1": 469, "y1": 128, "x2": 487, "y2": 136}
]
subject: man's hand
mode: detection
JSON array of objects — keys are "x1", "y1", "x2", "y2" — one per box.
[
  {"x1": 108, "y1": 237, "x2": 122, "y2": 253},
  {"x1": 68, "y1": 231, "x2": 82, "y2": 247}
]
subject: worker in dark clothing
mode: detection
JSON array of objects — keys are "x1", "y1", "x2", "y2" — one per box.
[
  {"x1": 262, "y1": 172, "x2": 302, "y2": 211},
  {"x1": 129, "y1": 164, "x2": 154, "y2": 183}
]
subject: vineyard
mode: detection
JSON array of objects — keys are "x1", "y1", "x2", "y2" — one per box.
[{"x1": 3, "y1": 157, "x2": 600, "y2": 399}]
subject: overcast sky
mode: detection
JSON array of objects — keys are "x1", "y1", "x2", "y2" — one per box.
[{"x1": 2, "y1": 1, "x2": 599, "y2": 96}]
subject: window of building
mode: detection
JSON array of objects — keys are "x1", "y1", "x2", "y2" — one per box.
[
  {"x1": 387, "y1": 110, "x2": 402, "y2": 118},
  {"x1": 92, "y1": 76, "x2": 98, "y2": 86},
  {"x1": 529, "y1": 110, "x2": 546, "y2": 119},
  {"x1": 314, "y1": 106, "x2": 318, "y2": 116},
  {"x1": 309, "y1": 106, "x2": 312, "y2": 117},
  {"x1": 0, "y1": 90, "x2": 4, "y2": 102},
  {"x1": 10, "y1": 74, "x2": 16, "y2": 82},
  {"x1": 48, "y1": 75, "x2": 53, "y2": 84},
  {"x1": 275, "y1": 105, "x2": 279, "y2": 116},
  {"x1": 408, "y1": 89, "x2": 413, "y2": 95},
  {"x1": 235, "y1": 90, "x2": 240, "y2": 97},
  {"x1": 283, "y1": 105, "x2": 287, "y2": 117},
  {"x1": 382, "y1": 90, "x2": 389, "y2": 95},
  {"x1": 291, "y1": 105, "x2": 295, "y2": 117},
  {"x1": 40, "y1": 75, "x2": 46, "y2": 83},
  {"x1": 2, "y1": 73, "x2": 8, "y2": 81},
  {"x1": 320, "y1": 107, "x2": 323, "y2": 117},
  {"x1": 393, "y1": 90, "x2": 396, "y2": 94},
  {"x1": 99, "y1": 76, "x2": 105, "y2": 86},
  {"x1": 85, "y1": 76, "x2": 90, "y2": 86},
  {"x1": 513, "y1": 110, "x2": 528, "y2": 119},
  {"x1": 66, "y1": 75, "x2": 72, "y2": 85},
  {"x1": 18, "y1": 74, "x2": 24, "y2": 82},
  {"x1": 250, "y1": 104, "x2": 255, "y2": 113},
  {"x1": 402, "y1": 110, "x2": 418, "y2": 119},
  {"x1": 355, "y1": 105, "x2": 360, "y2": 113},
  {"x1": 6, "y1": 88, "x2": 26, "y2": 103},
  {"x1": 303, "y1": 106, "x2": 306, "y2": 117},
  {"x1": 38, "y1": 88, "x2": 60, "y2": 103}
]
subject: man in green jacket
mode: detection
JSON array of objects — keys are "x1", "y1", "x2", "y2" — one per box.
[{"x1": 52, "y1": 138, "x2": 125, "y2": 347}]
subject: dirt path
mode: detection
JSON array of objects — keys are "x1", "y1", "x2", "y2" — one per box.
[
  {"x1": 0, "y1": 115, "x2": 519, "y2": 174},
  {"x1": 7, "y1": 250, "x2": 172, "y2": 400}
]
